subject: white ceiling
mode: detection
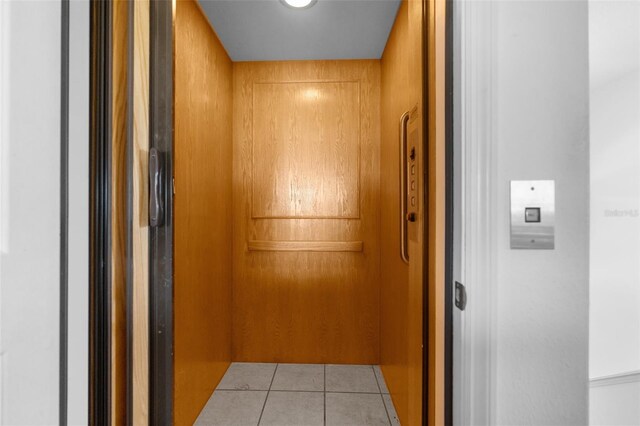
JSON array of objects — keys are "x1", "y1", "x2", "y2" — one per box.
[
  {"x1": 198, "y1": 0, "x2": 401, "y2": 62},
  {"x1": 589, "y1": 0, "x2": 640, "y2": 88}
]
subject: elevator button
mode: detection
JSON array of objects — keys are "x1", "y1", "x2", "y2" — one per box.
[
  {"x1": 411, "y1": 165, "x2": 415, "y2": 175},
  {"x1": 525, "y1": 207, "x2": 541, "y2": 223},
  {"x1": 411, "y1": 197, "x2": 416, "y2": 206},
  {"x1": 411, "y1": 180, "x2": 415, "y2": 190},
  {"x1": 510, "y1": 180, "x2": 555, "y2": 249}
]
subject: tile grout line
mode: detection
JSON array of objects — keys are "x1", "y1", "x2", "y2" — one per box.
[
  {"x1": 324, "y1": 364, "x2": 327, "y2": 426},
  {"x1": 257, "y1": 363, "x2": 279, "y2": 426},
  {"x1": 373, "y1": 366, "x2": 393, "y2": 426},
  {"x1": 216, "y1": 388, "x2": 384, "y2": 395}
]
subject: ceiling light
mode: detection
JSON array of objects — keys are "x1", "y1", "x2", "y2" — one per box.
[{"x1": 281, "y1": 0, "x2": 317, "y2": 9}]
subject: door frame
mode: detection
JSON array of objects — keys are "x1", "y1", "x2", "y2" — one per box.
[
  {"x1": 444, "y1": 0, "x2": 454, "y2": 421},
  {"x1": 148, "y1": 0, "x2": 174, "y2": 424},
  {"x1": 447, "y1": 0, "x2": 498, "y2": 424},
  {"x1": 89, "y1": 1, "x2": 113, "y2": 423},
  {"x1": 88, "y1": 1, "x2": 452, "y2": 423},
  {"x1": 145, "y1": 1, "x2": 444, "y2": 424}
]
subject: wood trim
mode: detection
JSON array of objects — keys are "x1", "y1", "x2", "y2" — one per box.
[
  {"x1": 131, "y1": 0, "x2": 150, "y2": 424},
  {"x1": 247, "y1": 240, "x2": 364, "y2": 252},
  {"x1": 426, "y1": 0, "x2": 447, "y2": 423}
]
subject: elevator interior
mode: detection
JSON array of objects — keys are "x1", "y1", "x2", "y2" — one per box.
[{"x1": 171, "y1": 0, "x2": 425, "y2": 424}]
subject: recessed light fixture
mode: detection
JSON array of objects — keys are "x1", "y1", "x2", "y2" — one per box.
[{"x1": 280, "y1": 0, "x2": 317, "y2": 9}]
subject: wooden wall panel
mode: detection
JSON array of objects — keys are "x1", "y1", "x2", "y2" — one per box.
[
  {"x1": 379, "y1": 0, "x2": 437, "y2": 423},
  {"x1": 132, "y1": 0, "x2": 150, "y2": 423},
  {"x1": 405, "y1": 0, "x2": 428, "y2": 423},
  {"x1": 252, "y1": 81, "x2": 360, "y2": 219},
  {"x1": 380, "y1": 2, "x2": 411, "y2": 423},
  {"x1": 174, "y1": 1, "x2": 233, "y2": 424},
  {"x1": 110, "y1": 1, "x2": 127, "y2": 424},
  {"x1": 233, "y1": 60, "x2": 380, "y2": 364}
]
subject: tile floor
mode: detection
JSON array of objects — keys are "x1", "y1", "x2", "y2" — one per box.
[{"x1": 194, "y1": 363, "x2": 401, "y2": 426}]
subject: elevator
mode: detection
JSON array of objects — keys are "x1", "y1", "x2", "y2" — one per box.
[{"x1": 115, "y1": 0, "x2": 445, "y2": 424}]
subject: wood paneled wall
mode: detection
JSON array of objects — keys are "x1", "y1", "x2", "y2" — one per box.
[
  {"x1": 174, "y1": 1, "x2": 234, "y2": 424},
  {"x1": 406, "y1": 0, "x2": 427, "y2": 422},
  {"x1": 380, "y1": 0, "x2": 433, "y2": 424},
  {"x1": 232, "y1": 60, "x2": 381, "y2": 364},
  {"x1": 168, "y1": 3, "x2": 442, "y2": 422},
  {"x1": 380, "y1": 2, "x2": 411, "y2": 423}
]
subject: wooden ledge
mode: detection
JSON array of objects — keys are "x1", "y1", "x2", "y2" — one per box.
[{"x1": 247, "y1": 240, "x2": 364, "y2": 252}]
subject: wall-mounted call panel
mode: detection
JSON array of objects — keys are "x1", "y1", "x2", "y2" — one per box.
[{"x1": 510, "y1": 180, "x2": 555, "y2": 249}]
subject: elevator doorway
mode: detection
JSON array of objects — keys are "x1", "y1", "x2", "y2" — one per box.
[{"x1": 114, "y1": 0, "x2": 447, "y2": 424}]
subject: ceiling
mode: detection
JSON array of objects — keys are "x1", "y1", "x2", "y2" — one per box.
[{"x1": 198, "y1": 0, "x2": 402, "y2": 62}]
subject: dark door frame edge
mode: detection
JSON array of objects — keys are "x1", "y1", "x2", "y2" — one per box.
[
  {"x1": 89, "y1": 1, "x2": 113, "y2": 424},
  {"x1": 149, "y1": 1, "x2": 175, "y2": 424},
  {"x1": 60, "y1": 0, "x2": 70, "y2": 423},
  {"x1": 444, "y1": 0, "x2": 454, "y2": 421},
  {"x1": 422, "y1": 0, "x2": 430, "y2": 423},
  {"x1": 423, "y1": 0, "x2": 454, "y2": 423}
]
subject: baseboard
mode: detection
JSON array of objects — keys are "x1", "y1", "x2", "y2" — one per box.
[{"x1": 590, "y1": 370, "x2": 640, "y2": 388}]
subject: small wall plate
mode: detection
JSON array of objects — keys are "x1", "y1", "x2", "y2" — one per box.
[{"x1": 510, "y1": 180, "x2": 555, "y2": 249}]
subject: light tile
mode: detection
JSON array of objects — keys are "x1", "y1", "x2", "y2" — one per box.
[
  {"x1": 382, "y1": 394, "x2": 401, "y2": 425},
  {"x1": 217, "y1": 362, "x2": 277, "y2": 390},
  {"x1": 259, "y1": 391, "x2": 324, "y2": 426},
  {"x1": 326, "y1": 364, "x2": 379, "y2": 393},
  {"x1": 373, "y1": 366, "x2": 390, "y2": 394},
  {"x1": 194, "y1": 390, "x2": 267, "y2": 426},
  {"x1": 326, "y1": 393, "x2": 390, "y2": 426},
  {"x1": 271, "y1": 363, "x2": 324, "y2": 391}
]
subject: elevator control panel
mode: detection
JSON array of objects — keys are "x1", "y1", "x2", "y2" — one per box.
[
  {"x1": 510, "y1": 180, "x2": 555, "y2": 249},
  {"x1": 407, "y1": 118, "x2": 420, "y2": 242}
]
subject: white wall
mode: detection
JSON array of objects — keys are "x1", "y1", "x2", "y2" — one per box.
[
  {"x1": 589, "y1": 70, "x2": 640, "y2": 378},
  {"x1": 588, "y1": 1, "x2": 640, "y2": 424},
  {"x1": 590, "y1": 379, "x2": 640, "y2": 426},
  {"x1": 0, "y1": 0, "x2": 62, "y2": 424},
  {"x1": 494, "y1": 1, "x2": 590, "y2": 424},
  {"x1": 68, "y1": 1, "x2": 90, "y2": 424}
]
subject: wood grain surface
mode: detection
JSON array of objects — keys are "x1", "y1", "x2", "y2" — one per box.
[
  {"x1": 131, "y1": 0, "x2": 150, "y2": 423},
  {"x1": 232, "y1": 60, "x2": 381, "y2": 364},
  {"x1": 173, "y1": 1, "x2": 234, "y2": 424},
  {"x1": 252, "y1": 81, "x2": 361, "y2": 219},
  {"x1": 247, "y1": 240, "x2": 363, "y2": 252},
  {"x1": 110, "y1": 1, "x2": 127, "y2": 424},
  {"x1": 380, "y1": 2, "x2": 412, "y2": 424},
  {"x1": 405, "y1": 0, "x2": 427, "y2": 423},
  {"x1": 426, "y1": 0, "x2": 447, "y2": 422}
]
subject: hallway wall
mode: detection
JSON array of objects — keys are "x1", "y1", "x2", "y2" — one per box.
[
  {"x1": 588, "y1": 1, "x2": 640, "y2": 423},
  {"x1": 174, "y1": 1, "x2": 233, "y2": 424},
  {"x1": 493, "y1": 1, "x2": 590, "y2": 424},
  {"x1": 0, "y1": 1, "x2": 61, "y2": 423},
  {"x1": 232, "y1": 60, "x2": 381, "y2": 364}
]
